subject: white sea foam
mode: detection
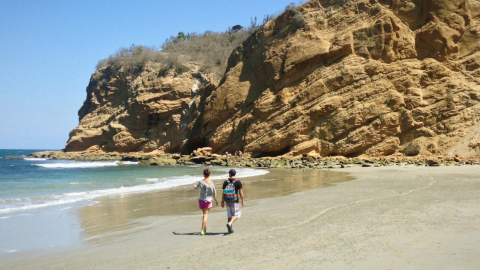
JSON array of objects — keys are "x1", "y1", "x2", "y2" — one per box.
[
  {"x1": 24, "y1": 158, "x2": 48, "y2": 161},
  {"x1": 0, "y1": 168, "x2": 268, "y2": 214},
  {"x1": 35, "y1": 161, "x2": 138, "y2": 168},
  {"x1": 145, "y1": 178, "x2": 159, "y2": 183}
]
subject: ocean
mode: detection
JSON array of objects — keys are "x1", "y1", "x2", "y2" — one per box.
[
  {"x1": 0, "y1": 149, "x2": 269, "y2": 255},
  {"x1": 0, "y1": 149, "x2": 268, "y2": 215}
]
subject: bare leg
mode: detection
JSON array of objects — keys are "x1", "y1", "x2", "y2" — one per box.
[
  {"x1": 201, "y1": 208, "x2": 209, "y2": 233},
  {"x1": 228, "y1": 216, "x2": 237, "y2": 228}
]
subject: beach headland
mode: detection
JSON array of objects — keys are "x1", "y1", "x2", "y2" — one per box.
[{"x1": 2, "y1": 165, "x2": 480, "y2": 269}]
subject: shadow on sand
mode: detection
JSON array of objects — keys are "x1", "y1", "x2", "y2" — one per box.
[{"x1": 172, "y1": 232, "x2": 229, "y2": 236}]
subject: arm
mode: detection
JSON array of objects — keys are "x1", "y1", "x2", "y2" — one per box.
[
  {"x1": 239, "y1": 189, "x2": 244, "y2": 206},
  {"x1": 221, "y1": 192, "x2": 225, "y2": 208},
  {"x1": 221, "y1": 181, "x2": 226, "y2": 208},
  {"x1": 213, "y1": 186, "x2": 218, "y2": 206}
]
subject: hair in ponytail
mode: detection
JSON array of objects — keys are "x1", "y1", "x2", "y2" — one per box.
[{"x1": 203, "y1": 168, "x2": 211, "y2": 177}]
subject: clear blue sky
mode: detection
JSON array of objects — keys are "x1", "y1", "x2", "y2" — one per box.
[{"x1": 0, "y1": 0, "x2": 297, "y2": 149}]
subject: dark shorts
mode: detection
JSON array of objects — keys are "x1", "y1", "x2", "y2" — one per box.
[{"x1": 199, "y1": 200, "x2": 212, "y2": 209}]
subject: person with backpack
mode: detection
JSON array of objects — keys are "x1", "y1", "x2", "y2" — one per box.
[
  {"x1": 194, "y1": 168, "x2": 218, "y2": 235},
  {"x1": 221, "y1": 169, "x2": 244, "y2": 234}
]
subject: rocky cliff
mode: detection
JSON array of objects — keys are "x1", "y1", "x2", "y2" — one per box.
[
  {"x1": 66, "y1": 64, "x2": 215, "y2": 153},
  {"x1": 66, "y1": 0, "x2": 480, "y2": 158}
]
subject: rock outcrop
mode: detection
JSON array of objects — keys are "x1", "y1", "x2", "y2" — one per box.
[
  {"x1": 66, "y1": 64, "x2": 215, "y2": 153},
  {"x1": 190, "y1": 0, "x2": 480, "y2": 157},
  {"x1": 66, "y1": 0, "x2": 480, "y2": 158}
]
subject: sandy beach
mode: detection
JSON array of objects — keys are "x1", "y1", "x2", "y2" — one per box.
[{"x1": 1, "y1": 166, "x2": 480, "y2": 269}]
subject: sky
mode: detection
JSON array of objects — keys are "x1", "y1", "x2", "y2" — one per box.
[{"x1": 0, "y1": 0, "x2": 298, "y2": 149}]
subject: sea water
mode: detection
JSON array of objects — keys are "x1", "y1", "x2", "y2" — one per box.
[
  {"x1": 0, "y1": 149, "x2": 269, "y2": 255},
  {"x1": 0, "y1": 149, "x2": 268, "y2": 215}
]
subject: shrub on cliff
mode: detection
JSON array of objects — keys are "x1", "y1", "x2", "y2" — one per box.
[
  {"x1": 95, "y1": 4, "x2": 299, "y2": 77},
  {"x1": 160, "y1": 28, "x2": 256, "y2": 76},
  {"x1": 96, "y1": 26, "x2": 258, "y2": 78},
  {"x1": 97, "y1": 45, "x2": 168, "y2": 69},
  {"x1": 285, "y1": 2, "x2": 306, "y2": 29}
]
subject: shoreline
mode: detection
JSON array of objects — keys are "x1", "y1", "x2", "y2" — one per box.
[
  {"x1": 2, "y1": 166, "x2": 480, "y2": 269},
  {"x1": 0, "y1": 167, "x2": 352, "y2": 258},
  {"x1": 21, "y1": 149, "x2": 480, "y2": 168}
]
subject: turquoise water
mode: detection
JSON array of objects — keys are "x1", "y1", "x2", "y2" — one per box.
[{"x1": 0, "y1": 149, "x2": 268, "y2": 216}]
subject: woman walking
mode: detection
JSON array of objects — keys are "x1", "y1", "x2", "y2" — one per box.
[{"x1": 194, "y1": 168, "x2": 218, "y2": 235}]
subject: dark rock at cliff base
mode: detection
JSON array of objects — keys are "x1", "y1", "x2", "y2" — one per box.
[
  {"x1": 190, "y1": 156, "x2": 207, "y2": 164},
  {"x1": 138, "y1": 158, "x2": 177, "y2": 166},
  {"x1": 426, "y1": 160, "x2": 441, "y2": 167}
]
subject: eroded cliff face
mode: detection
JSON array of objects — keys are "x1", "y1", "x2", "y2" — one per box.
[
  {"x1": 67, "y1": 0, "x2": 480, "y2": 157},
  {"x1": 195, "y1": 0, "x2": 480, "y2": 157},
  {"x1": 66, "y1": 64, "x2": 215, "y2": 153}
]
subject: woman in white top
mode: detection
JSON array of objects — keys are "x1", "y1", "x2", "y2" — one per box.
[{"x1": 194, "y1": 168, "x2": 218, "y2": 235}]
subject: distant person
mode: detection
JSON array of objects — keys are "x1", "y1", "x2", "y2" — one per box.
[
  {"x1": 225, "y1": 151, "x2": 229, "y2": 159},
  {"x1": 221, "y1": 169, "x2": 244, "y2": 233},
  {"x1": 194, "y1": 168, "x2": 218, "y2": 235},
  {"x1": 239, "y1": 150, "x2": 243, "y2": 158},
  {"x1": 234, "y1": 150, "x2": 238, "y2": 158}
]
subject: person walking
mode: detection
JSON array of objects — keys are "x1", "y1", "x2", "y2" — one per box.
[
  {"x1": 194, "y1": 168, "x2": 218, "y2": 235},
  {"x1": 221, "y1": 169, "x2": 244, "y2": 234}
]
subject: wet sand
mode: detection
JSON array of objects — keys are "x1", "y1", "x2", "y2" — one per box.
[
  {"x1": 77, "y1": 168, "x2": 351, "y2": 240},
  {"x1": 2, "y1": 166, "x2": 480, "y2": 269}
]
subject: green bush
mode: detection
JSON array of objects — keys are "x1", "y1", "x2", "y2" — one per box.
[
  {"x1": 157, "y1": 65, "x2": 171, "y2": 77},
  {"x1": 175, "y1": 65, "x2": 189, "y2": 75}
]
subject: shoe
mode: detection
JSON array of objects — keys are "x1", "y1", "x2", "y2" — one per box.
[
  {"x1": 226, "y1": 223, "x2": 233, "y2": 234},
  {"x1": 200, "y1": 231, "x2": 206, "y2": 236}
]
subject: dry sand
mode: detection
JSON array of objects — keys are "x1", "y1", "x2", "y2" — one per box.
[{"x1": 1, "y1": 166, "x2": 480, "y2": 269}]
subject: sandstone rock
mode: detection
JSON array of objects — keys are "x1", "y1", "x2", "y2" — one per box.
[
  {"x1": 65, "y1": 0, "x2": 480, "y2": 160},
  {"x1": 193, "y1": 0, "x2": 480, "y2": 158},
  {"x1": 66, "y1": 63, "x2": 216, "y2": 154}
]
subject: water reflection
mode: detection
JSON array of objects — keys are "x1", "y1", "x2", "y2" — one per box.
[{"x1": 77, "y1": 169, "x2": 353, "y2": 239}]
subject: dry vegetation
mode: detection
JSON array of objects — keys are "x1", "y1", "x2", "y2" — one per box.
[
  {"x1": 96, "y1": 19, "x2": 261, "y2": 78},
  {"x1": 95, "y1": 3, "x2": 304, "y2": 78}
]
